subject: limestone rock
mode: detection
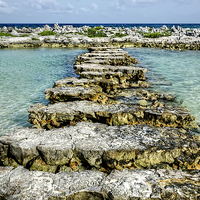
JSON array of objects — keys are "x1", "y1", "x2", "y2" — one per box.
[
  {"x1": 28, "y1": 100, "x2": 198, "y2": 129},
  {"x1": 44, "y1": 86, "x2": 113, "y2": 104},
  {"x1": 1, "y1": 166, "x2": 200, "y2": 199},
  {"x1": 1, "y1": 122, "x2": 200, "y2": 172}
]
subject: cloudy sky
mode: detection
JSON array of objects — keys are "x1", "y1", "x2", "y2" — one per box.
[{"x1": 0, "y1": 0, "x2": 199, "y2": 23}]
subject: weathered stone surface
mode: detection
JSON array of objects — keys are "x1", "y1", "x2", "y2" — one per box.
[
  {"x1": 1, "y1": 166, "x2": 200, "y2": 199},
  {"x1": 44, "y1": 86, "x2": 115, "y2": 104},
  {"x1": 74, "y1": 64, "x2": 146, "y2": 74},
  {"x1": 1, "y1": 122, "x2": 200, "y2": 172},
  {"x1": 83, "y1": 51, "x2": 128, "y2": 57},
  {"x1": 88, "y1": 46, "x2": 121, "y2": 52},
  {"x1": 53, "y1": 77, "x2": 148, "y2": 96},
  {"x1": 28, "y1": 100, "x2": 197, "y2": 130},
  {"x1": 74, "y1": 56, "x2": 138, "y2": 66}
]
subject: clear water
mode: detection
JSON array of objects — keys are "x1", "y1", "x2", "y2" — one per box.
[
  {"x1": 126, "y1": 48, "x2": 200, "y2": 125},
  {"x1": 0, "y1": 47, "x2": 200, "y2": 136},
  {"x1": 0, "y1": 48, "x2": 86, "y2": 136}
]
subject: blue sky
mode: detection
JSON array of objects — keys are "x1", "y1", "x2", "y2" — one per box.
[{"x1": 0, "y1": 0, "x2": 200, "y2": 23}]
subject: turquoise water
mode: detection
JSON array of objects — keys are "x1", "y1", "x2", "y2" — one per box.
[
  {"x1": 0, "y1": 48, "x2": 86, "y2": 136},
  {"x1": 126, "y1": 48, "x2": 200, "y2": 125},
  {"x1": 0, "y1": 47, "x2": 200, "y2": 136}
]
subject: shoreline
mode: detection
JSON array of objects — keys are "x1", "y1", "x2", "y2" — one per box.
[{"x1": 0, "y1": 24, "x2": 200, "y2": 50}]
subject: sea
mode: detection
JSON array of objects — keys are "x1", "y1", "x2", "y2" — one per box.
[
  {"x1": 1, "y1": 23, "x2": 200, "y2": 29},
  {"x1": 0, "y1": 24, "x2": 200, "y2": 136}
]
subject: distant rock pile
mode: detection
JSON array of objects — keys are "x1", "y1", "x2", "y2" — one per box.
[
  {"x1": 0, "y1": 46, "x2": 200, "y2": 199},
  {"x1": 0, "y1": 24, "x2": 200, "y2": 50}
]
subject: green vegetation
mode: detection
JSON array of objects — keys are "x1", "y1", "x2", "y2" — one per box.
[
  {"x1": 19, "y1": 34, "x2": 30, "y2": 37},
  {"x1": 75, "y1": 32, "x2": 87, "y2": 36},
  {"x1": 113, "y1": 32, "x2": 128, "y2": 37},
  {"x1": 86, "y1": 28, "x2": 107, "y2": 37},
  {"x1": 144, "y1": 30, "x2": 172, "y2": 38},
  {"x1": 93, "y1": 26, "x2": 104, "y2": 31},
  {"x1": 38, "y1": 31, "x2": 56, "y2": 36},
  {"x1": 109, "y1": 31, "x2": 114, "y2": 34},
  {"x1": 32, "y1": 37, "x2": 40, "y2": 40},
  {"x1": 0, "y1": 32, "x2": 15, "y2": 37}
]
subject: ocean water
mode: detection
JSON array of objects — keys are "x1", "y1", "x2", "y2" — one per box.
[
  {"x1": 0, "y1": 47, "x2": 200, "y2": 136},
  {"x1": 0, "y1": 23, "x2": 200, "y2": 29},
  {"x1": 0, "y1": 48, "x2": 85, "y2": 136},
  {"x1": 126, "y1": 48, "x2": 200, "y2": 125}
]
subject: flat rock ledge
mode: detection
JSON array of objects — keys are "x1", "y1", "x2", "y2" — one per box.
[
  {"x1": 74, "y1": 53, "x2": 138, "y2": 66},
  {"x1": 1, "y1": 166, "x2": 200, "y2": 199},
  {"x1": 53, "y1": 77, "x2": 149, "y2": 94},
  {"x1": 1, "y1": 122, "x2": 200, "y2": 173},
  {"x1": 28, "y1": 100, "x2": 197, "y2": 130},
  {"x1": 44, "y1": 86, "x2": 117, "y2": 104}
]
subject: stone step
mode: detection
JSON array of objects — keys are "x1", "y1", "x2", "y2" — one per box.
[
  {"x1": 0, "y1": 122, "x2": 200, "y2": 173},
  {"x1": 84, "y1": 51, "x2": 128, "y2": 57},
  {"x1": 74, "y1": 64, "x2": 147, "y2": 74},
  {"x1": 88, "y1": 46, "x2": 122, "y2": 52},
  {"x1": 75, "y1": 56, "x2": 138, "y2": 65},
  {"x1": 79, "y1": 71, "x2": 146, "y2": 86},
  {"x1": 53, "y1": 77, "x2": 148, "y2": 95},
  {"x1": 27, "y1": 100, "x2": 197, "y2": 130},
  {"x1": 53, "y1": 77, "x2": 98, "y2": 88},
  {"x1": 44, "y1": 86, "x2": 116, "y2": 104},
  {"x1": 1, "y1": 166, "x2": 200, "y2": 199}
]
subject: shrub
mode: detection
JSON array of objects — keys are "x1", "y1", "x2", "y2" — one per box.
[
  {"x1": 19, "y1": 34, "x2": 30, "y2": 37},
  {"x1": 144, "y1": 30, "x2": 172, "y2": 38},
  {"x1": 38, "y1": 31, "x2": 56, "y2": 36},
  {"x1": 114, "y1": 32, "x2": 127, "y2": 37},
  {"x1": 144, "y1": 32, "x2": 161, "y2": 38},
  {"x1": 87, "y1": 28, "x2": 107, "y2": 37},
  {"x1": 75, "y1": 32, "x2": 87, "y2": 36},
  {"x1": 32, "y1": 37, "x2": 39, "y2": 40},
  {"x1": 0, "y1": 32, "x2": 15, "y2": 37}
]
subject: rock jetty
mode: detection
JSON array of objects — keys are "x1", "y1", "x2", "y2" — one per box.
[
  {"x1": 1, "y1": 46, "x2": 200, "y2": 199},
  {"x1": 0, "y1": 24, "x2": 200, "y2": 50}
]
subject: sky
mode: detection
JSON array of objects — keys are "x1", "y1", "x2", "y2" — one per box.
[{"x1": 0, "y1": 0, "x2": 200, "y2": 23}]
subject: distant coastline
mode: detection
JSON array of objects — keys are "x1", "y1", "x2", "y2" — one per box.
[{"x1": 1, "y1": 23, "x2": 200, "y2": 29}]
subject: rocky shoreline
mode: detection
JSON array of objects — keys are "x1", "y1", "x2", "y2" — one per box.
[
  {"x1": 1, "y1": 46, "x2": 200, "y2": 199},
  {"x1": 0, "y1": 24, "x2": 200, "y2": 50}
]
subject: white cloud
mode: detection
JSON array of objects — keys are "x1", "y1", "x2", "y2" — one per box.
[
  {"x1": 91, "y1": 3, "x2": 98, "y2": 10},
  {"x1": 111, "y1": 0, "x2": 197, "y2": 10},
  {"x1": 26, "y1": 0, "x2": 74, "y2": 14},
  {"x1": 0, "y1": 0, "x2": 18, "y2": 14},
  {"x1": 80, "y1": 7, "x2": 90, "y2": 12}
]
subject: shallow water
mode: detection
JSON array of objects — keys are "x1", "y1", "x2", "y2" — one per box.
[
  {"x1": 0, "y1": 48, "x2": 86, "y2": 136},
  {"x1": 0, "y1": 47, "x2": 199, "y2": 136},
  {"x1": 126, "y1": 48, "x2": 200, "y2": 125}
]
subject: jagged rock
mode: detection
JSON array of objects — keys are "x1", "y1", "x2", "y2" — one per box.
[
  {"x1": 44, "y1": 24, "x2": 52, "y2": 31},
  {"x1": 0, "y1": 122, "x2": 200, "y2": 172},
  {"x1": 10, "y1": 29, "x2": 19, "y2": 36},
  {"x1": 27, "y1": 100, "x2": 197, "y2": 130}
]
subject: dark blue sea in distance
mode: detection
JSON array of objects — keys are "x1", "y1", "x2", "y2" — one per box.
[{"x1": 0, "y1": 23, "x2": 200, "y2": 29}]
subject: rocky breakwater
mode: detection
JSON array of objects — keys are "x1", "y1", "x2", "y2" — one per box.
[
  {"x1": 0, "y1": 24, "x2": 200, "y2": 50},
  {"x1": 1, "y1": 46, "x2": 200, "y2": 199}
]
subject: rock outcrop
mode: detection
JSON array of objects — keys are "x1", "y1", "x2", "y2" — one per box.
[{"x1": 0, "y1": 24, "x2": 200, "y2": 50}]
